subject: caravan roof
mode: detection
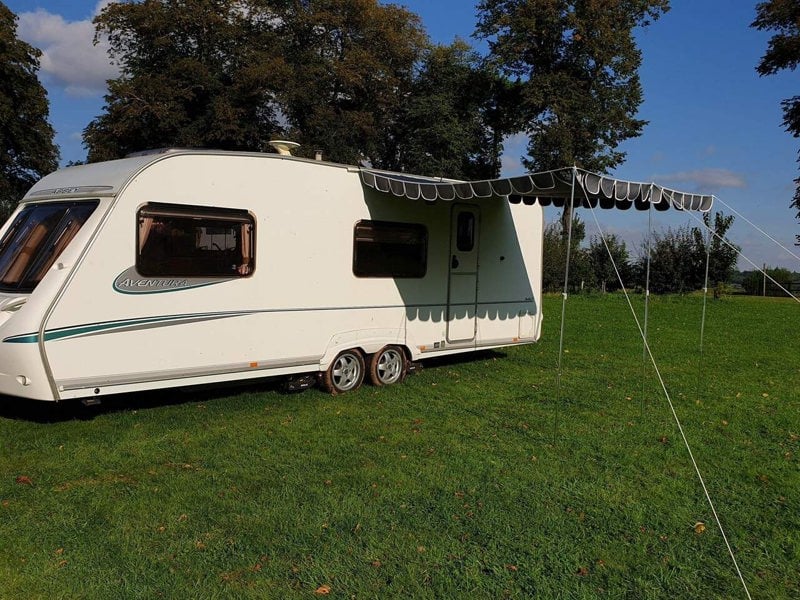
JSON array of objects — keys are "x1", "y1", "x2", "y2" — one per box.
[{"x1": 24, "y1": 149, "x2": 713, "y2": 213}]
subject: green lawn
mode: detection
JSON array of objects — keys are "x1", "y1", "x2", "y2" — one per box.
[{"x1": 0, "y1": 294, "x2": 797, "y2": 599}]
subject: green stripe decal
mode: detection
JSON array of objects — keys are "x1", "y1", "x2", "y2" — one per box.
[{"x1": 2, "y1": 312, "x2": 252, "y2": 344}]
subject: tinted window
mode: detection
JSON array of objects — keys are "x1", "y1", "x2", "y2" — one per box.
[
  {"x1": 353, "y1": 220, "x2": 427, "y2": 278},
  {"x1": 137, "y1": 203, "x2": 255, "y2": 277},
  {"x1": 0, "y1": 201, "x2": 98, "y2": 292},
  {"x1": 456, "y1": 211, "x2": 475, "y2": 252}
]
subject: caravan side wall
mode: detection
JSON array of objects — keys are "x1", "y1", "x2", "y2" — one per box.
[{"x1": 0, "y1": 153, "x2": 543, "y2": 400}]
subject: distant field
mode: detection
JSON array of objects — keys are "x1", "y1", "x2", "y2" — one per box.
[{"x1": 0, "y1": 294, "x2": 797, "y2": 599}]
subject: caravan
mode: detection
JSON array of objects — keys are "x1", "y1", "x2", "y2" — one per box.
[
  {"x1": 0, "y1": 149, "x2": 545, "y2": 401},
  {"x1": 0, "y1": 147, "x2": 712, "y2": 402}
]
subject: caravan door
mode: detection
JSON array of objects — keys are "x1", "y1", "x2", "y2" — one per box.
[{"x1": 446, "y1": 204, "x2": 480, "y2": 343}]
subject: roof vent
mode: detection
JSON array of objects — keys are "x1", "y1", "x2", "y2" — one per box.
[{"x1": 269, "y1": 140, "x2": 300, "y2": 156}]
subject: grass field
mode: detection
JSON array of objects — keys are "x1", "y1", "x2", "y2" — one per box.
[{"x1": 0, "y1": 294, "x2": 797, "y2": 599}]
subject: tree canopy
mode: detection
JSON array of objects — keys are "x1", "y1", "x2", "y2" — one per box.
[
  {"x1": 389, "y1": 40, "x2": 506, "y2": 179},
  {"x1": 0, "y1": 2, "x2": 59, "y2": 218},
  {"x1": 84, "y1": 0, "x2": 289, "y2": 162},
  {"x1": 635, "y1": 212, "x2": 738, "y2": 294},
  {"x1": 84, "y1": 0, "x2": 675, "y2": 179},
  {"x1": 476, "y1": 0, "x2": 669, "y2": 174},
  {"x1": 752, "y1": 0, "x2": 800, "y2": 243},
  {"x1": 84, "y1": 0, "x2": 434, "y2": 167},
  {"x1": 278, "y1": 0, "x2": 428, "y2": 167}
]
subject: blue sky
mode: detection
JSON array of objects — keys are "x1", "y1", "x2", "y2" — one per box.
[{"x1": 6, "y1": 0, "x2": 800, "y2": 270}]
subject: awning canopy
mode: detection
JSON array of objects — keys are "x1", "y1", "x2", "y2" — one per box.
[{"x1": 360, "y1": 166, "x2": 714, "y2": 212}]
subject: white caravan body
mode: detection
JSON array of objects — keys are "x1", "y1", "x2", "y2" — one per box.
[{"x1": 0, "y1": 150, "x2": 543, "y2": 401}]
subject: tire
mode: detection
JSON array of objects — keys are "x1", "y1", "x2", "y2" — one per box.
[
  {"x1": 368, "y1": 345, "x2": 407, "y2": 386},
  {"x1": 321, "y1": 349, "x2": 365, "y2": 394}
]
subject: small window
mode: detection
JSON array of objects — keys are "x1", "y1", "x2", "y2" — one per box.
[
  {"x1": 0, "y1": 201, "x2": 99, "y2": 292},
  {"x1": 353, "y1": 220, "x2": 427, "y2": 278},
  {"x1": 137, "y1": 203, "x2": 255, "y2": 277},
  {"x1": 456, "y1": 211, "x2": 475, "y2": 252}
]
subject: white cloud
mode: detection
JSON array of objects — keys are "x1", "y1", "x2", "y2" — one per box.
[
  {"x1": 17, "y1": 4, "x2": 118, "y2": 98},
  {"x1": 653, "y1": 168, "x2": 747, "y2": 192}
]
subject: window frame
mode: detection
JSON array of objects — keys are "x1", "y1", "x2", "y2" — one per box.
[
  {"x1": 136, "y1": 202, "x2": 256, "y2": 279},
  {"x1": 0, "y1": 200, "x2": 99, "y2": 293},
  {"x1": 352, "y1": 219, "x2": 428, "y2": 279}
]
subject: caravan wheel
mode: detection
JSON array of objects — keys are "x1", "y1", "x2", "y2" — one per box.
[
  {"x1": 369, "y1": 346, "x2": 406, "y2": 386},
  {"x1": 322, "y1": 349, "x2": 365, "y2": 394}
]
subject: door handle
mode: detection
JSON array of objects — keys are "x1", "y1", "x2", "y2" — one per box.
[{"x1": 451, "y1": 255, "x2": 459, "y2": 269}]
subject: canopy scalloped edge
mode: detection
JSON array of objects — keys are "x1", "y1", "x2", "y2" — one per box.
[{"x1": 360, "y1": 167, "x2": 714, "y2": 212}]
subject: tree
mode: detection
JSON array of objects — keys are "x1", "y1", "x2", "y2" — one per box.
[
  {"x1": 636, "y1": 225, "x2": 697, "y2": 294},
  {"x1": 476, "y1": 0, "x2": 669, "y2": 236},
  {"x1": 85, "y1": 0, "x2": 431, "y2": 169},
  {"x1": 0, "y1": 2, "x2": 59, "y2": 219},
  {"x1": 693, "y1": 211, "x2": 739, "y2": 288},
  {"x1": 587, "y1": 233, "x2": 632, "y2": 292},
  {"x1": 476, "y1": 0, "x2": 668, "y2": 173},
  {"x1": 541, "y1": 215, "x2": 590, "y2": 292},
  {"x1": 390, "y1": 41, "x2": 505, "y2": 180},
  {"x1": 752, "y1": 0, "x2": 800, "y2": 244},
  {"x1": 742, "y1": 266, "x2": 793, "y2": 295},
  {"x1": 277, "y1": 0, "x2": 428, "y2": 167},
  {"x1": 84, "y1": 0, "x2": 288, "y2": 162},
  {"x1": 635, "y1": 212, "x2": 738, "y2": 294}
]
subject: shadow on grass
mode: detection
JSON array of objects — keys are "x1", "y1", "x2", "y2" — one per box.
[
  {"x1": 0, "y1": 350, "x2": 508, "y2": 423},
  {"x1": 0, "y1": 377, "x2": 288, "y2": 423},
  {"x1": 417, "y1": 349, "x2": 506, "y2": 370}
]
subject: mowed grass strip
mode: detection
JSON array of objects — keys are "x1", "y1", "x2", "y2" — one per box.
[{"x1": 0, "y1": 294, "x2": 797, "y2": 599}]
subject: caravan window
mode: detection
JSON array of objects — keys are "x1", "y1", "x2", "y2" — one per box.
[
  {"x1": 0, "y1": 201, "x2": 99, "y2": 292},
  {"x1": 456, "y1": 211, "x2": 476, "y2": 252},
  {"x1": 137, "y1": 204, "x2": 255, "y2": 277},
  {"x1": 353, "y1": 220, "x2": 427, "y2": 278}
]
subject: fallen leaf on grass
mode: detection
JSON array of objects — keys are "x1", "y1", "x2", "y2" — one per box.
[
  {"x1": 693, "y1": 522, "x2": 706, "y2": 534},
  {"x1": 15, "y1": 476, "x2": 33, "y2": 486},
  {"x1": 315, "y1": 584, "x2": 331, "y2": 595},
  {"x1": 57, "y1": 560, "x2": 68, "y2": 568},
  {"x1": 505, "y1": 564, "x2": 518, "y2": 572},
  {"x1": 54, "y1": 548, "x2": 64, "y2": 556},
  {"x1": 371, "y1": 560, "x2": 382, "y2": 568},
  {"x1": 576, "y1": 566, "x2": 589, "y2": 576}
]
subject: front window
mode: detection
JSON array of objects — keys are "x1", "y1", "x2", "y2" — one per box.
[
  {"x1": 0, "y1": 201, "x2": 99, "y2": 292},
  {"x1": 137, "y1": 203, "x2": 255, "y2": 277}
]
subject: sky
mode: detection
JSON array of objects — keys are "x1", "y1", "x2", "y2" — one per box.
[{"x1": 5, "y1": 0, "x2": 800, "y2": 271}]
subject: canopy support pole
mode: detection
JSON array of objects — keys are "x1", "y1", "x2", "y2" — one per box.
[
  {"x1": 697, "y1": 215, "x2": 712, "y2": 397},
  {"x1": 640, "y1": 191, "x2": 654, "y2": 417},
  {"x1": 553, "y1": 167, "x2": 578, "y2": 443}
]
